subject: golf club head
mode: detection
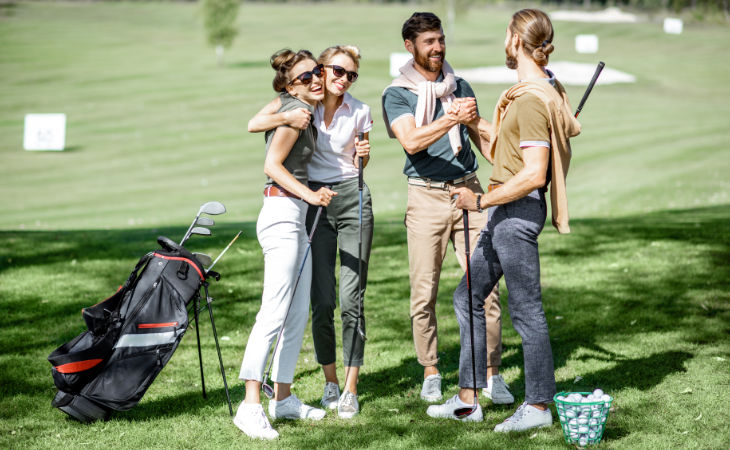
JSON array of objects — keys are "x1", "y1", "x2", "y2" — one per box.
[
  {"x1": 192, "y1": 252, "x2": 212, "y2": 266},
  {"x1": 357, "y1": 325, "x2": 367, "y2": 342},
  {"x1": 453, "y1": 405, "x2": 478, "y2": 419},
  {"x1": 262, "y1": 382, "x2": 274, "y2": 399},
  {"x1": 195, "y1": 217, "x2": 215, "y2": 227},
  {"x1": 190, "y1": 226, "x2": 211, "y2": 237},
  {"x1": 200, "y1": 201, "x2": 226, "y2": 216}
]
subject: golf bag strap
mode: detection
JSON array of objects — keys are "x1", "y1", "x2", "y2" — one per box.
[{"x1": 124, "y1": 252, "x2": 155, "y2": 289}]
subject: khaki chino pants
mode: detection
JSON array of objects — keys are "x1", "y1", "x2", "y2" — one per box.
[{"x1": 405, "y1": 176, "x2": 502, "y2": 368}]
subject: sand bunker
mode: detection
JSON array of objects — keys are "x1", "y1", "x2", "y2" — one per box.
[
  {"x1": 550, "y1": 7, "x2": 639, "y2": 24},
  {"x1": 456, "y1": 62, "x2": 636, "y2": 86}
]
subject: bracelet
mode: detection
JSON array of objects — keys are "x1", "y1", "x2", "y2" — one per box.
[{"x1": 475, "y1": 194, "x2": 484, "y2": 213}]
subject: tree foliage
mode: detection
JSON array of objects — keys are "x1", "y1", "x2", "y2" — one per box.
[{"x1": 203, "y1": 0, "x2": 239, "y2": 50}]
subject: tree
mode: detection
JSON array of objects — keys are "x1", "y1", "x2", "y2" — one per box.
[{"x1": 203, "y1": 0, "x2": 239, "y2": 66}]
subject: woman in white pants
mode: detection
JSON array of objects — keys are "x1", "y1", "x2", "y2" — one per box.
[
  {"x1": 249, "y1": 46, "x2": 373, "y2": 419},
  {"x1": 234, "y1": 49, "x2": 336, "y2": 441}
]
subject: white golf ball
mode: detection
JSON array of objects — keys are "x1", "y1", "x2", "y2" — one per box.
[
  {"x1": 579, "y1": 438, "x2": 588, "y2": 447},
  {"x1": 578, "y1": 417, "x2": 588, "y2": 425},
  {"x1": 589, "y1": 431, "x2": 597, "y2": 439},
  {"x1": 557, "y1": 395, "x2": 566, "y2": 402},
  {"x1": 566, "y1": 409, "x2": 577, "y2": 418},
  {"x1": 570, "y1": 432, "x2": 580, "y2": 440},
  {"x1": 592, "y1": 409, "x2": 602, "y2": 418},
  {"x1": 578, "y1": 425, "x2": 590, "y2": 434},
  {"x1": 593, "y1": 389, "x2": 604, "y2": 398},
  {"x1": 602, "y1": 394, "x2": 612, "y2": 406},
  {"x1": 589, "y1": 418, "x2": 599, "y2": 426}
]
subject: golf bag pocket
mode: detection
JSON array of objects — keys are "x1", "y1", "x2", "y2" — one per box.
[
  {"x1": 82, "y1": 345, "x2": 174, "y2": 411},
  {"x1": 48, "y1": 324, "x2": 121, "y2": 393}
]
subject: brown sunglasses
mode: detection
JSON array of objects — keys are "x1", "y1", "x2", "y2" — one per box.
[
  {"x1": 326, "y1": 65, "x2": 359, "y2": 83},
  {"x1": 289, "y1": 64, "x2": 324, "y2": 86}
]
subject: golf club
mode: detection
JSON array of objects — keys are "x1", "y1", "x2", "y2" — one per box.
[
  {"x1": 192, "y1": 252, "x2": 212, "y2": 267},
  {"x1": 187, "y1": 226, "x2": 211, "y2": 240},
  {"x1": 356, "y1": 132, "x2": 367, "y2": 342},
  {"x1": 453, "y1": 209, "x2": 479, "y2": 419},
  {"x1": 261, "y1": 205, "x2": 325, "y2": 399},
  {"x1": 195, "y1": 217, "x2": 215, "y2": 227},
  {"x1": 180, "y1": 201, "x2": 226, "y2": 245},
  {"x1": 574, "y1": 61, "x2": 605, "y2": 118},
  {"x1": 206, "y1": 231, "x2": 242, "y2": 273}
]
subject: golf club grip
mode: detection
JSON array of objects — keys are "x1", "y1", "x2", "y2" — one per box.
[
  {"x1": 357, "y1": 132, "x2": 365, "y2": 190},
  {"x1": 575, "y1": 61, "x2": 605, "y2": 118}
]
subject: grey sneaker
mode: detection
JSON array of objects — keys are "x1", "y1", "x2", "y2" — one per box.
[
  {"x1": 269, "y1": 394, "x2": 326, "y2": 420},
  {"x1": 337, "y1": 390, "x2": 359, "y2": 419},
  {"x1": 482, "y1": 374, "x2": 515, "y2": 404},
  {"x1": 420, "y1": 374, "x2": 443, "y2": 402},
  {"x1": 494, "y1": 402, "x2": 552, "y2": 432},
  {"x1": 321, "y1": 382, "x2": 340, "y2": 410},
  {"x1": 426, "y1": 394, "x2": 483, "y2": 422}
]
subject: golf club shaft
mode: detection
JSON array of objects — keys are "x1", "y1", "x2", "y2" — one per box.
[
  {"x1": 575, "y1": 61, "x2": 605, "y2": 118},
  {"x1": 206, "y1": 231, "x2": 242, "y2": 273},
  {"x1": 357, "y1": 132, "x2": 366, "y2": 340},
  {"x1": 180, "y1": 213, "x2": 201, "y2": 245},
  {"x1": 463, "y1": 210, "x2": 477, "y2": 404}
]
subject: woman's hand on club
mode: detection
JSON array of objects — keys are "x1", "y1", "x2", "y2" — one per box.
[
  {"x1": 307, "y1": 187, "x2": 337, "y2": 206},
  {"x1": 453, "y1": 187, "x2": 478, "y2": 211},
  {"x1": 284, "y1": 108, "x2": 312, "y2": 130},
  {"x1": 353, "y1": 136, "x2": 370, "y2": 168}
]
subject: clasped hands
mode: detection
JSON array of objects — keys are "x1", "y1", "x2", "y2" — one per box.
[{"x1": 446, "y1": 97, "x2": 479, "y2": 126}]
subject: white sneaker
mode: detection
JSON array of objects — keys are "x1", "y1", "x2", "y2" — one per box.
[
  {"x1": 321, "y1": 382, "x2": 340, "y2": 410},
  {"x1": 482, "y1": 374, "x2": 515, "y2": 404},
  {"x1": 233, "y1": 402, "x2": 279, "y2": 440},
  {"x1": 494, "y1": 402, "x2": 552, "y2": 432},
  {"x1": 337, "y1": 390, "x2": 359, "y2": 419},
  {"x1": 420, "y1": 374, "x2": 443, "y2": 402},
  {"x1": 269, "y1": 394, "x2": 326, "y2": 420},
  {"x1": 426, "y1": 394, "x2": 483, "y2": 422}
]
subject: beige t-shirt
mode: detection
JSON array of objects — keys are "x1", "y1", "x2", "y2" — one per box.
[{"x1": 490, "y1": 93, "x2": 550, "y2": 185}]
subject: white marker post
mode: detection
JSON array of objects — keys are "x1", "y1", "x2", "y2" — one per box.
[
  {"x1": 663, "y1": 18, "x2": 683, "y2": 35},
  {"x1": 389, "y1": 52, "x2": 412, "y2": 78},
  {"x1": 23, "y1": 113, "x2": 67, "y2": 151},
  {"x1": 575, "y1": 34, "x2": 599, "y2": 54}
]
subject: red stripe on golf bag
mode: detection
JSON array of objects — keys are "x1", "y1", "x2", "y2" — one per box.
[
  {"x1": 152, "y1": 253, "x2": 204, "y2": 280},
  {"x1": 138, "y1": 322, "x2": 178, "y2": 329},
  {"x1": 55, "y1": 359, "x2": 104, "y2": 374}
]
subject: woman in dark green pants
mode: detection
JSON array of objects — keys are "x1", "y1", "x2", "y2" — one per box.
[{"x1": 248, "y1": 45, "x2": 373, "y2": 419}]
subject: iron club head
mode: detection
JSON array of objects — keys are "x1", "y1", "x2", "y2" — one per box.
[
  {"x1": 262, "y1": 382, "x2": 274, "y2": 399},
  {"x1": 195, "y1": 217, "x2": 215, "y2": 227},
  {"x1": 192, "y1": 252, "x2": 212, "y2": 266},
  {"x1": 200, "y1": 201, "x2": 226, "y2": 216},
  {"x1": 189, "y1": 226, "x2": 211, "y2": 238}
]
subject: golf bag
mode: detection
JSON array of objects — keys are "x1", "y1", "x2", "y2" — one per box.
[{"x1": 47, "y1": 236, "x2": 231, "y2": 422}]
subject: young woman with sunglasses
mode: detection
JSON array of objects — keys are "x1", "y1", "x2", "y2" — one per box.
[
  {"x1": 233, "y1": 49, "x2": 337, "y2": 440},
  {"x1": 248, "y1": 45, "x2": 373, "y2": 419}
]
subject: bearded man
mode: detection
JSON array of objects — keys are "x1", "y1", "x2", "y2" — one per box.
[{"x1": 381, "y1": 12, "x2": 513, "y2": 405}]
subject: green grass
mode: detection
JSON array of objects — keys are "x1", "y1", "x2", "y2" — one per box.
[{"x1": 1, "y1": 2, "x2": 729, "y2": 449}]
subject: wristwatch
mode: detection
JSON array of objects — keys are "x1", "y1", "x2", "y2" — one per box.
[{"x1": 475, "y1": 194, "x2": 484, "y2": 213}]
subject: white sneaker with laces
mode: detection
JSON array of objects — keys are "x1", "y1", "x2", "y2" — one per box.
[
  {"x1": 494, "y1": 402, "x2": 552, "y2": 432},
  {"x1": 337, "y1": 390, "x2": 359, "y2": 419},
  {"x1": 482, "y1": 374, "x2": 515, "y2": 404},
  {"x1": 269, "y1": 394, "x2": 326, "y2": 420},
  {"x1": 233, "y1": 402, "x2": 279, "y2": 440},
  {"x1": 426, "y1": 394, "x2": 483, "y2": 422},
  {"x1": 321, "y1": 382, "x2": 340, "y2": 410},
  {"x1": 420, "y1": 374, "x2": 443, "y2": 402}
]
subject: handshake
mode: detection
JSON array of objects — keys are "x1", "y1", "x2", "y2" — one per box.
[{"x1": 446, "y1": 97, "x2": 479, "y2": 126}]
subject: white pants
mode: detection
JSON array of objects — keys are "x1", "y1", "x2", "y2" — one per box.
[{"x1": 239, "y1": 196, "x2": 312, "y2": 384}]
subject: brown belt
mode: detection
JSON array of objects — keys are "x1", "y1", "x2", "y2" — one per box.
[
  {"x1": 263, "y1": 185, "x2": 300, "y2": 199},
  {"x1": 488, "y1": 183, "x2": 503, "y2": 193}
]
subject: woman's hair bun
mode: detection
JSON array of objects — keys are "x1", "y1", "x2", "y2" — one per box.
[{"x1": 271, "y1": 49, "x2": 296, "y2": 72}]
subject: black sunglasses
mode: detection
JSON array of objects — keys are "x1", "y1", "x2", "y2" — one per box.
[
  {"x1": 326, "y1": 65, "x2": 359, "y2": 83},
  {"x1": 289, "y1": 64, "x2": 324, "y2": 86}
]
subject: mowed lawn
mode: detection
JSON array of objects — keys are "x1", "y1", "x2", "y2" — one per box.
[{"x1": 1, "y1": 2, "x2": 729, "y2": 449}]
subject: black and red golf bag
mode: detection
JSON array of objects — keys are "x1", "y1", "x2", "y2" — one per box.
[{"x1": 47, "y1": 236, "x2": 232, "y2": 422}]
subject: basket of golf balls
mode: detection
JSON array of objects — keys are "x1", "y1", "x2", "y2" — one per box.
[{"x1": 554, "y1": 390, "x2": 613, "y2": 447}]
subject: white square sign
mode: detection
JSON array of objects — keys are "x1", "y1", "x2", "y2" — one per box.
[
  {"x1": 575, "y1": 35, "x2": 599, "y2": 54},
  {"x1": 663, "y1": 18, "x2": 683, "y2": 35},
  {"x1": 390, "y1": 52, "x2": 412, "y2": 78},
  {"x1": 23, "y1": 113, "x2": 67, "y2": 151}
]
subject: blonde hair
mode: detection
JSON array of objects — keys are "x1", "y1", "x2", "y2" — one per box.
[
  {"x1": 270, "y1": 48, "x2": 315, "y2": 92},
  {"x1": 318, "y1": 45, "x2": 361, "y2": 69},
  {"x1": 509, "y1": 9, "x2": 554, "y2": 66}
]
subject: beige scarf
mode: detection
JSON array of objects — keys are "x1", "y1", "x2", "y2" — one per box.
[
  {"x1": 382, "y1": 59, "x2": 462, "y2": 155},
  {"x1": 489, "y1": 79, "x2": 581, "y2": 233}
]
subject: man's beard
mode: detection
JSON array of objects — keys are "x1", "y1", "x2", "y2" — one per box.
[
  {"x1": 414, "y1": 47, "x2": 444, "y2": 73},
  {"x1": 505, "y1": 45, "x2": 518, "y2": 70}
]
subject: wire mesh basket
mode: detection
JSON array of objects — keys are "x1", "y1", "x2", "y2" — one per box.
[{"x1": 554, "y1": 391, "x2": 613, "y2": 447}]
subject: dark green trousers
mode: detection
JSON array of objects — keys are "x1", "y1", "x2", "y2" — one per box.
[{"x1": 307, "y1": 178, "x2": 373, "y2": 367}]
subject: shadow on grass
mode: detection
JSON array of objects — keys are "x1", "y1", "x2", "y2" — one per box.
[{"x1": 0, "y1": 205, "x2": 728, "y2": 447}]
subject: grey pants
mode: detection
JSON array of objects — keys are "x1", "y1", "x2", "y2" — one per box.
[
  {"x1": 307, "y1": 178, "x2": 373, "y2": 367},
  {"x1": 453, "y1": 188, "x2": 556, "y2": 404}
]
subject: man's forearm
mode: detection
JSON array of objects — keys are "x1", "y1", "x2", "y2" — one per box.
[
  {"x1": 393, "y1": 114, "x2": 459, "y2": 155},
  {"x1": 481, "y1": 166, "x2": 546, "y2": 209}
]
